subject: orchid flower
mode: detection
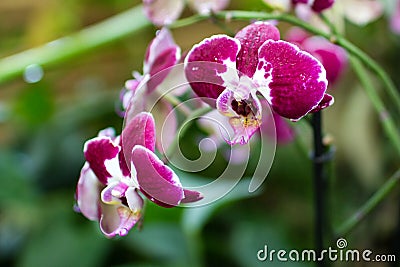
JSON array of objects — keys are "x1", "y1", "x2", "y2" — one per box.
[
  {"x1": 263, "y1": 0, "x2": 335, "y2": 13},
  {"x1": 143, "y1": 0, "x2": 230, "y2": 26},
  {"x1": 75, "y1": 112, "x2": 202, "y2": 238},
  {"x1": 184, "y1": 21, "x2": 331, "y2": 145},
  {"x1": 122, "y1": 28, "x2": 183, "y2": 152}
]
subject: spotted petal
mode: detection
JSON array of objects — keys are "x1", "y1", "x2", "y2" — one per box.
[
  {"x1": 286, "y1": 27, "x2": 347, "y2": 85},
  {"x1": 76, "y1": 163, "x2": 102, "y2": 221},
  {"x1": 255, "y1": 40, "x2": 328, "y2": 121},
  {"x1": 217, "y1": 89, "x2": 262, "y2": 145},
  {"x1": 185, "y1": 35, "x2": 241, "y2": 101},
  {"x1": 84, "y1": 137, "x2": 121, "y2": 185},
  {"x1": 143, "y1": 0, "x2": 185, "y2": 26},
  {"x1": 234, "y1": 21, "x2": 280, "y2": 78},
  {"x1": 227, "y1": 116, "x2": 261, "y2": 145}
]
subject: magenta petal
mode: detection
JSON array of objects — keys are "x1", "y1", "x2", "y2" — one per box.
[
  {"x1": 143, "y1": 0, "x2": 185, "y2": 26},
  {"x1": 145, "y1": 28, "x2": 179, "y2": 70},
  {"x1": 310, "y1": 93, "x2": 334, "y2": 113},
  {"x1": 76, "y1": 163, "x2": 102, "y2": 221},
  {"x1": 311, "y1": 0, "x2": 335, "y2": 12},
  {"x1": 185, "y1": 35, "x2": 241, "y2": 100},
  {"x1": 84, "y1": 137, "x2": 121, "y2": 185},
  {"x1": 132, "y1": 146, "x2": 184, "y2": 206},
  {"x1": 181, "y1": 189, "x2": 203, "y2": 203},
  {"x1": 292, "y1": 0, "x2": 309, "y2": 4},
  {"x1": 145, "y1": 28, "x2": 180, "y2": 93},
  {"x1": 235, "y1": 21, "x2": 280, "y2": 78},
  {"x1": 256, "y1": 40, "x2": 328, "y2": 121},
  {"x1": 122, "y1": 111, "x2": 156, "y2": 164},
  {"x1": 302, "y1": 36, "x2": 347, "y2": 84},
  {"x1": 147, "y1": 47, "x2": 180, "y2": 93}
]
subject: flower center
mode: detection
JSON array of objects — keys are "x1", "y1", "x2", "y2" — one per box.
[{"x1": 231, "y1": 99, "x2": 252, "y2": 116}]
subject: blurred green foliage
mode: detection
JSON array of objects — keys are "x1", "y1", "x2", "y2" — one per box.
[{"x1": 0, "y1": 0, "x2": 399, "y2": 267}]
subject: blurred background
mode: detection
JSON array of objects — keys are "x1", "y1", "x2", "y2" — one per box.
[{"x1": 0, "y1": 0, "x2": 399, "y2": 266}]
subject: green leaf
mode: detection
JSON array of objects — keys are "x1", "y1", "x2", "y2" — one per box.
[
  {"x1": 13, "y1": 82, "x2": 54, "y2": 128},
  {"x1": 18, "y1": 196, "x2": 109, "y2": 267}
]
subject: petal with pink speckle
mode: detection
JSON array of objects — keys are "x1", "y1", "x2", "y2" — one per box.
[{"x1": 255, "y1": 40, "x2": 328, "y2": 121}]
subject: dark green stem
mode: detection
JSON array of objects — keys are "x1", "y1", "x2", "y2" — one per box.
[{"x1": 312, "y1": 112, "x2": 328, "y2": 267}]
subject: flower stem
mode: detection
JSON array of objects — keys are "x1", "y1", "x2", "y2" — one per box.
[
  {"x1": 348, "y1": 55, "x2": 400, "y2": 156},
  {"x1": 336, "y1": 168, "x2": 400, "y2": 237},
  {"x1": 0, "y1": 5, "x2": 151, "y2": 84},
  {"x1": 312, "y1": 111, "x2": 328, "y2": 267}
]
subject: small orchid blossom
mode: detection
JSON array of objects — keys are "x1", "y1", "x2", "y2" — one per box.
[
  {"x1": 76, "y1": 112, "x2": 202, "y2": 238},
  {"x1": 263, "y1": 0, "x2": 335, "y2": 13},
  {"x1": 122, "y1": 28, "x2": 183, "y2": 152},
  {"x1": 293, "y1": 0, "x2": 335, "y2": 12},
  {"x1": 338, "y1": 0, "x2": 383, "y2": 26},
  {"x1": 184, "y1": 21, "x2": 331, "y2": 145},
  {"x1": 122, "y1": 28, "x2": 180, "y2": 110},
  {"x1": 143, "y1": 0, "x2": 230, "y2": 26}
]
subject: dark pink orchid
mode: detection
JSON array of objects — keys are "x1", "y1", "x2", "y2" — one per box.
[
  {"x1": 76, "y1": 112, "x2": 202, "y2": 238},
  {"x1": 122, "y1": 28, "x2": 182, "y2": 152},
  {"x1": 184, "y1": 21, "x2": 332, "y2": 145},
  {"x1": 143, "y1": 0, "x2": 230, "y2": 26}
]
